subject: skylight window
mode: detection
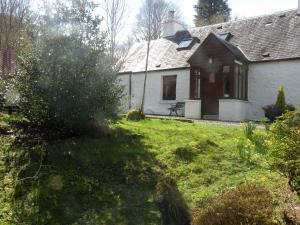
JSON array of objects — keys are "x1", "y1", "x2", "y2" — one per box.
[
  {"x1": 177, "y1": 38, "x2": 194, "y2": 50},
  {"x1": 219, "y1": 33, "x2": 233, "y2": 41}
]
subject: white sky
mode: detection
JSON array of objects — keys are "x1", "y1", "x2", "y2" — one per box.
[{"x1": 116, "y1": 0, "x2": 298, "y2": 43}]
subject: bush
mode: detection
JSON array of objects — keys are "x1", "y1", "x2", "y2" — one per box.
[
  {"x1": 15, "y1": 36, "x2": 122, "y2": 136},
  {"x1": 276, "y1": 85, "x2": 286, "y2": 111},
  {"x1": 192, "y1": 183, "x2": 276, "y2": 225},
  {"x1": 237, "y1": 122, "x2": 268, "y2": 164},
  {"x1": 126, "y1": 109, "x2": 145, "y2": 121},
  {"x1": 11, "y1": 0, "x2": 123, "y2": 137},
  {"x1": 263, "y1": 85, "x2": 295, "y2": 122},
  {"x1": 268, "y1": 108, "x2": 300, "y2": 195},
  {"x1": 263, "y1": 104, "x2": 295, "y2": 123},
  {"x1": 155, "y1": 176, "x2": 191, "y2": 225}
]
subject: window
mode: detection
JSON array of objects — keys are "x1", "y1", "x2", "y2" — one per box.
[
  {"x1": 209, "y1": 73, "x2": 215, "y2": 83},
  {"x1": 219, "y1": 33, "x2": 233, "y2": 41},
  {"x1": 177, "y1": 38, "x2": 194, "y2": 50},
  {"x1": 163, "y1": 75, "x2": 177, "y2": 100},
  {"x1": 234, "y1": 64, "x2": 247, "y2": 100},
  {"x1": 190, "y1": 69, "x2": 201, "y2": 99}
]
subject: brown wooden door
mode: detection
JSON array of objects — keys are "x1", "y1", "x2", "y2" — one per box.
[{"x1": 201, "y1": 71, "x2": 221, "y2": 117}]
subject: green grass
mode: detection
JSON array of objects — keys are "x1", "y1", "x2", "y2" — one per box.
[
  {"x1": 0, "y1": 117, "x2": 286, "y2": 225},
  {"x1": 116, "y1": 119, "x2": 283, "y2": 207}
]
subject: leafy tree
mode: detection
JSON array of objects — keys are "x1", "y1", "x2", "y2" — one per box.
[
  {"x1": 194, "y1": 0, "x2": 231, "y2": 26},
  {"x1": 15, "y1": 0, "x2": 122, "y2": 135}
]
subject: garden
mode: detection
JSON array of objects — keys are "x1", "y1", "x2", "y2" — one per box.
[{"x1": 0, "y1": 0, "x2": 299, "y2": 224}]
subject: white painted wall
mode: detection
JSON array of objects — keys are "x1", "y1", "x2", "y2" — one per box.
[
  {"x1": 118, "y1": 69, "x2": 190, "y2": 115},
  {"x1": 219, "y1": 99, "x2": 250, "y2": 121},
  {"x1": 117, "y1": 74, "x2": 130, "y2": 113},
  {"x1": 185, "y1": 100, "x2": 201, "y2": 119},
  {"x1": 119, "y1": 59, "x2": 300, "y2": 121},
  {"x1": 248, "y1": 60, "x2": 300, "y2": 121}
]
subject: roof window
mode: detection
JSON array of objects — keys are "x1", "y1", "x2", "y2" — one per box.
[
  {"x1": 177, "y1": 38, "x2": 194, "y2": 50},
  {"x1": 219, "y1": 32, "x2": 233, "y2": 41}
]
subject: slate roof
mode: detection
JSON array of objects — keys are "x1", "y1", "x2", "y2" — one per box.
[{"x1": 119, "y1": 9, "x2": 300, "y2": 73}]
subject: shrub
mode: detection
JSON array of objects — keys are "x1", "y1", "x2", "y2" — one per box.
[
  {"x1": 276, "y1": 85, "x2": 286, "y2": 111},
  {"x1": 192, "y1": 183, "x2": 276, "y2": 225},
  {"x1": 126, "y1": 109, "x2": 145, "y2": 121},
  {"x1": 263, "y1": 85, "x2": 295, "y2": 122},
  {"x1": 263, "y1": 104, "x2": 295, "y2": 123},
  {"x1": 237, "y1": 122, "x2": 268, "y2": 164},
  {"x1": 155, "y1": 176, "x2": 191, "y2": 225},
  {"x1": 267, "y1": 108, "x2": 300, "y2": 195},
  {"x1": 12, "y1": 0, "x2": 123, "y2": 136}
]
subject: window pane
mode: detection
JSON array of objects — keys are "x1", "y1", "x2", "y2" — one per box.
[{"x1": 163, "y1": 75, "x2": 177, "y2": 100}]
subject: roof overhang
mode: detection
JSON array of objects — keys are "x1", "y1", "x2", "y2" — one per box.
[{"x1": 187, "y1": 32, "x2": 250, "y2": 65}]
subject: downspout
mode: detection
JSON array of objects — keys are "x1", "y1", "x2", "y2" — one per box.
[{"x1": 129, "y1": 72, "x2": 132, "y2": 110}]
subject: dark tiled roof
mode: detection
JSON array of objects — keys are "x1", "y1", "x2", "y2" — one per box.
[{"x1": 120, "y1": 9, "x2": 300, "y2": 73}]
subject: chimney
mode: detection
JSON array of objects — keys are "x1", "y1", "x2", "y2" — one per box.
[
  {"x1": 162, "y1": 11, "x2": 185, "y2": 38},
  {"x1": 298, "y1": 0, "x2": 300, "y2": 15}
]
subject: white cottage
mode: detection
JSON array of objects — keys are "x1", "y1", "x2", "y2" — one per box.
[{"x1": 118, "y1": 7, "x2": 300, "y2": 122}]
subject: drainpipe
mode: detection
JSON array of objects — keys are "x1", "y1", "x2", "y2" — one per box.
[
  {"x1": 298, "y1": 0, "x2": 300, "y2": 15},
  {"x1": 129, "y1": 72, "x2": 132, "y2": 110}
]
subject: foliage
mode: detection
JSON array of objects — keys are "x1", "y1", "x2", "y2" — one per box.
[
  {"x1": 276, "y1": 85, "x2": 286, "y2": 111},
  {"x1": 263, "y1": 104, "x2": 295, "y2": 123},
  {"x1": 1, "y1": 118, "x2": 294, "y2": 224},
  {"x1": 236, "y1": 122, "x2": 268, "y2": 164},
  {"x1": 14, "y1": 0, "x2": 122, "y2": 135},
  {"x1": 126, "y1": 109, "x2": 145, "y2": 121},
  {"x1": 263, "y1": 85, "x2": 295, "y2": 122},
  {"x1": 192, "y1": 183, "x2": 276, "y2": 225},
  {"x1": 194, "y1": 0, "x2": 231, "y2": 26},
  {"x1": 0, "y1": 128, "x2": 160, "y2": 224},
  {"x1": 155, "y1": 176, "x2": 191, "y2": 225},
  {"x1": 267, "y1": 108, "x2": 300, "y2": 195}
]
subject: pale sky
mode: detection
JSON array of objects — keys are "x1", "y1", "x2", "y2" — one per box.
[{"x1": 117, "y1": 0, "x2": 298, "y2": 43}]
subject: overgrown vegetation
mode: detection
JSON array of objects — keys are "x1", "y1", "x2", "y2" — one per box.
[
  {"x1": 192, "y1": 183, "x2": 277, "y2": 225},
  {"x1": 126, "y1": 109, "x2": 145, "y2": 121},
  {"x1": 2, "y1": 118, "x2": 298, "y2": 224},
  {"x1": 7, "y1": 0, "x2": 123, "y2": 136},
  {"x1": 268, "y1": 108, "x2": 300, "y2": 195}
]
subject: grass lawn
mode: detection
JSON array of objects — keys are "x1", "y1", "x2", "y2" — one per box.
[
  {"x1": 0, "y1": 116, "x2": 286, "y2": 225},
  {"x1": 116, "y1": 119, "x2": 283, "y2": 207}
]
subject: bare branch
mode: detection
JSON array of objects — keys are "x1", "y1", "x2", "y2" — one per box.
[{"x1": 103, "y1": 0, "x2": 127, "y2": 59}]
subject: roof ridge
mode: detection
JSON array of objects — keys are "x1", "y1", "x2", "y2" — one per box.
[{"x1": 189, "y1": 8, "x2": 298, "y2": 30}]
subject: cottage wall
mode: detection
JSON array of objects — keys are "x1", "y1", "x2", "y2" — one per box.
[
  {"x1": 118, "y1": 69, "x2": 190, "y2": 115},
  {"x1": 248, "y1": 59, "x2": 300, "y2": 120}
]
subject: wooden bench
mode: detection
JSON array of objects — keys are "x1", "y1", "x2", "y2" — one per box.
[{"x1": 168, "y1": 102, "x2": 185, "y2": 116}]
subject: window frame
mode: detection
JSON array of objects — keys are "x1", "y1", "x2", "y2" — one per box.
[
  {"x1": 234, "y1": 64, "x2": 248, "y2": 101},
  {"x1": 162, "y1": 75, "x2": 177, "y2": 101}
]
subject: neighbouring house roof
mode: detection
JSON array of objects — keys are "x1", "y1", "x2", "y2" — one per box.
[{"x1": 119, "y1": 9, "x2": 300, "y2": 74}]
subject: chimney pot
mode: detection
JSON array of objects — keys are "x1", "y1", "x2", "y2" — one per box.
[
  {"x1": 168, "y1": 10, "x2": 175, "y2": 20},
  {"x1": 162, "y1": 10, "x2": 185, "y2": 38}
]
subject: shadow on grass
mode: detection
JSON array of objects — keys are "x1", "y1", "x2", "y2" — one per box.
[{"x1": 3, "y1": 127, "x2": 162, "y2": 225}]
